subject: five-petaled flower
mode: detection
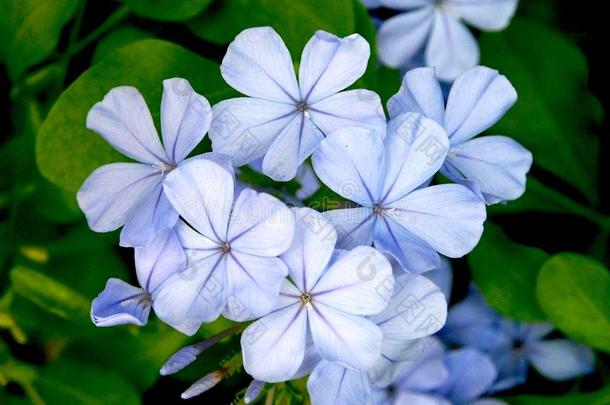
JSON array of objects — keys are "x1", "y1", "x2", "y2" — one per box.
[
  {"x1": 152, "y1": 158, "x2": 295, "y2": 335},
  {"x1": 91, "y1": 229, "x2": 186, "y2": 327},
  {"x1": 376, "y1": 0, "x2": 518, "y2": 81},
  {"x1": 209, "y1": 26, "x2": 386, "y2": 181},
  {"x1": 78, "y1": 78, "x2": 213, "y2": 247},
  {"x1": 312, "y1": 112, "x2": 486, "y2": 274},
  {"x1": 241, "y1": 208, "x2": 394, "y2": 382},
  {"x1": 388, "y1": 66, "x2": 533, "y2": 204},
  {"x1": 306, "y1": 272, "x2": 447, "y2": 405}
]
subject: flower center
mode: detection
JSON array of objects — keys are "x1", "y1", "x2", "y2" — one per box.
[
  {"x1": 155, "y1": 163, "x2": 177, "y2": 176},
  {"x1": 220, "y1": 242, "x2": 231, "y2": 254},
  {"x1": 300, "y1": 292, "x2": 313, "y2": 306},
  {"x1": 297, "y1": 101, "x2": 308, "y2": 113},
  {"x1": 373, "y1": 204, "x2": 385, "y2": 217}
]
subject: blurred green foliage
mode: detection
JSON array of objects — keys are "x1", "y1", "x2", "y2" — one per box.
[{"x1": 0, "y1": 0, "x2": 608, "y2": 403}]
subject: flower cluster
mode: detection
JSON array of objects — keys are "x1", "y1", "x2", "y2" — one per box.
[
  {"x1": 368, "y1": 0, "x2": 519, "y2": 81},
  {"x1": 82, "y1": 25, "x2": 534, "y2": 403}
]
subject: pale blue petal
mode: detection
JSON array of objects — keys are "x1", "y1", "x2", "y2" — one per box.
[
  {"x1": 86, "y1": 86, "x2": 168, "y2": 164},
  {"x1": 381, "y1": 113, "x2": 449, "y2": 204},
  {"x1": 324, "y1": 207, "x2": 376, "y2": 250},
  {"x1": 387, "y1": 184, "x2": 486, "y2": 258},
  {"x1": 442, "y1": 290, "x2": 511, "y2": 352},
  {"x1": 522, "y1": 322, "x2": 554, "y2": 342},
  {"x1": 439, "y1": 348, "x2": 497, "y2": 403},
  {"x1": 396, "y1": 337, "x2": 448, "y2": 392},
  {"x1": 161, "y1": 78, "x2": 212, "y2": 163},
  {"x1": 378, "y1": 7, "x2": 434, "y2": 68},
  {"x1": 425, "y1": 9, "x2": 479, "y2": 82},
  {"x1": 423, "y1": 257, "x2": 453, "y2": 301},
  {"x1": 299, "y1": 31, "x2": 370, "y2": 104},
  {"x1": 241, "y1": 303, "x2": 308, "y2": 382},
  {"x1": 307, "y1": 361, "x2": 372, "y2": 405},
  {"x1": 309, "y1": 303, "x2": 383, "y2": 370},
  {"x1": 309, "y1": 89, "x2": 386, "y2": 138},
  {"x1": 119, "y1": 183, "x2": 179, "y2": 247},
  {"x1": 220, "y1": 27, "x2": 299, "y2": 103},
  {"x1": 393, "y1": 392, "x2": 450, "y2": 405},
  {"x1": 374, "y1": 214, "x2": 442, "y2": 273},
  {"x1": 91, "y1": 278, "x2": 150, "y2": 327},
  {"x1": 175, "y1": 219, "x2": 220, "y2": 251},
  {"x1": 227, "y1": 188, "x2": 294, "y2": 256},
  {"x1": 134, "y1": 228, "x2": 186, "y2": 293},
  {"x1": 444, "y1": 66, "x2": 517, "y2": 144},
  {"x1": 312, "y1": 127, "x2": 385, "y2": 205},
  {"x1": 491, "y1": 350, "x2": 528, "y2": 391},
  {"x1": 262, "y1": 114, "x2": 324, "y2": 181},
  {"x1": 368, "y1": 340, "x2": 424, "y2": 387},
  {"x1": 295, "y1": 163, "x2": 320, "y2": 200},
  {"x1": 152, "y1": 251, "x2": 227, "y2": 335},
  {"x1": 370, "y1": 272, "x2": 447, "y2": 342},
  {"x1": 163, "y1": 158, "x2": 234, "y2": 243},
  {"x1": 528, "y1": 339, "x2": 595, "y2": 381},
  {"x1": 387, "y1": 67, "x2": 445, "y2": 122},
  {"x1": 223, "y1": 253, "x2": 288, "y2": 321},
  {"x1": 244, "y1": 380, "x2": 264, "y2": 404},
  {"x1": 210, "y1": 98, "x2": 297, "y2": 166},
  {"x1": 444, "y1": 136, "x2": 533, "y2": 204},
  {"x1": 281, "y1": 208, "x2": 336, "y2": 292},
  {"x1": 77, "y1": 163, "x2": 161, "y2": 233},
  {"x1": 313, "y1": 246, "x2": 394, "y2": 316},
  {"x1": 449, "y1": 0, "x2": 518, "y2": 31}
]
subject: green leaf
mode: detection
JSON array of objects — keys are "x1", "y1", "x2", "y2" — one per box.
[
  {"x1": 505, "y1": 385, "x2": 610, "y2": 405},
  {"x1": 0, "y1": 0, "x2": 79, "y2": 80},
  {"x1": 480, "y1": 18, "x2": 603, "y2": 204},
  {"x1": 469, "y1": 224, "x2": 548, "y2": 321},
  {"x1": 187, "y1": 0, "x2": 356, "y2": 56},
  {"x1": 92, "y1": 26, "x2": 154, "y2": 64},
  {"x1": 64, "y1": 320, "x2": 189, "y2": 390},
  {"x1": 36, "y1": 39, "x2": 234, "y2": 194},
  {"x1": 35, "y1": 359, "x2": 140, "y2": 405},
  {"x1": 537, "y1": 253, "x2": 610, "y2": 352},
  {"x1": 127, "y1": 0, "x2": 212, "y2": 21},
  {"x1": 10, "y1": 266, "x2": 89, "y2": 320}
]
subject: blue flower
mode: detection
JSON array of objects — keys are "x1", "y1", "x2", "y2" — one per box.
[
  {"x1": 389, "y1": 339, "x2": 503, "y2": 405},
  {"x1": 240, "y1": 208, "x2": 395, "y2": 382},
  {"x1": 306, "y1": 272, "x2": 448, "y2": 405},
  {"x1": 441, "y1": 287, "x2": 595, "y2": 391},
  {"x1": 388, "y1": 66, "x2": 533, "y2": 204},
  {"x1": 376, "y1": 0, "x2": 518, "y2": 81},
  {"x1": 152, "y1": 157, "x2": 295, "y2": 335},
  {"x1": 209, "y1": 27, "x2": 386, "y2": 181},
  {"x1": 78, "y1": 78, "x2": 212, "y2": 247},
  {"x1": 91, "y1": 229, "x2": 186, "y2": 327},
  {"x1": 311, "y1": 112, "x2": 486, "y2": 274}
]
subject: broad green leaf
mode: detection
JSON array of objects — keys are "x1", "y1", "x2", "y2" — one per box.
[
  {"x1": 469, "y1": 224, "x2": 548, "y2": 321},
  {"x1": 187, "y1": 0, "x2": 356, "y2": 56},
  {"x1": 92, "y1": 26, "x2": 154, "y2": 64},
  {"x1": 506, "y1": 385, "x2": 610, "y2": 405},
  {"x1": 127, "y1": 0, "x2": 212, "y2": 21},
  {"x1": 35, "y1": 359, "x2": 140, "y2": 405},
  {"x1": 64, "y1": 320, "x2": 189, "y2": 390},
  {"x1": 0, "y1": 0, "x2": 79, "y2": 80},
  {"x1": 537, "y1": 253, "x2": 610, "y2": 352},
  {"x1": 10, "y1": 266, "x2": 89, "y2": 320},
  {"x1": 36, "y1": 39, "x2": 234, "y2": 194},
  {"x1": 480, "y1": 18, "x2": 603, "y2": 204}
]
